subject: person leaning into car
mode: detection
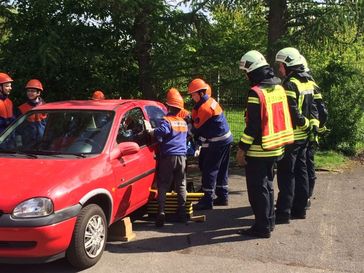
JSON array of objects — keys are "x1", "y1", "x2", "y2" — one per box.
[{"x1": 146, "y1": 88, "x2": 188, "y2": 227}]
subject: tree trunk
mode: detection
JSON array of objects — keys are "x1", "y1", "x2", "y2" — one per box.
[
  {"x1": 267, "y1": 0, "x2": 288, "y2": 63},
  {"x1": 134, "y1": 6, "x2": 154, "y2": 99}
]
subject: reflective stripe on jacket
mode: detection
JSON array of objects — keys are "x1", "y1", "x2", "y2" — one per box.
[
  {"x1": 192, "y1": 97, "x2": 222, "y2": 129},
  {"x1": 154, "y1": 115, "x2": 188, "y2": 156},
  {"x1": 250, "y1": 85, "x2": 293, "y2": 150},
  {"x1": 191, "y1": 95, "x2": 232, "y2": 146},
  {"x1": 284, "y1": 76, "x2": 318, "y2": 142}
]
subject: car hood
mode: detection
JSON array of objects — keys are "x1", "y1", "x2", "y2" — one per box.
[{"x1": 0, "y1": 156, "x2": 112, "y2": 212}]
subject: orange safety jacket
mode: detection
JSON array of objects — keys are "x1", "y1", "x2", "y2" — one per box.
[
  {"x1": 177, "y1": 108, "x2": 190, "y2": 119},
  {"x1": 19, "y1": 102, "x2": 47, "y2": 122},
  {"x1": 0, "y1": 98, "x2": 13, "y2": 119},
  {"x1": 251, "y1": 85, "x2": 294, "y2": 150},
  {"x1": 191, "y1": 97, "x2": 222, "y2": 129},
  {"x1": 163, "y1": 116, "x2": 188, "y2": 133}
]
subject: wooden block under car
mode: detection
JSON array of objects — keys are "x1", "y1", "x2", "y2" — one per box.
[{"x1": 108, "y1": 217, "x2": 136, "y2": 242}]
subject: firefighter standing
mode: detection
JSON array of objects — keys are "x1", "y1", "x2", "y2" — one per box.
[
  {"x1": 188, "y1": 78, "x2": 233, "y2": 210},
  {"x1": 17, "y1": 79, "x2": 47, "y2": 148},
  {"x1": 147, "y1": 88, "x2": 188, "y2": 227},
  {"x1": 236, "y1": 50, "x2": 294, "y2": 238},
  {"x1": 275, "y1": 47, "x2": 319, "y2": 223},
  {"x1": 0, "y1": 72, "x2": 15, "y2": 133},
  {"x1": 301, "y1": 55, "x2": 329, "y2": 207}
]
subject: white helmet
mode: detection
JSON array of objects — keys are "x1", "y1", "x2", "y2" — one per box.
[
  {"x1": 239, "y1": 50, "x2": 269, "y2": 73},
  {"x1": 275, "y1": 47, "x2": 303, "y2": 67},
  {"x1": 300, "y1": 54, "x2": 310, "y2": 72}
]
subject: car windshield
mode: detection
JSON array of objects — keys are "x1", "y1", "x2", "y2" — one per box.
[{"x1": 0, "y1": 110, "x2": 114, "y2": 155}]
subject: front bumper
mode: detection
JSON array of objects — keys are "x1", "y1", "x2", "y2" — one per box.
[{"x1": 0, "y1": 204, "x2": 81, "y2": 260}]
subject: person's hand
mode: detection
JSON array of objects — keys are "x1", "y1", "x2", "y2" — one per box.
[
  {"x1": 144, "y1": 119, "x2": 153, "y2": 131},
  {"x1": 194, "y1": 145, "x2": 201, "y2": 157},
  {"x1": 236, "y1": 148, "x2": 247, "y2": 167},
  {"x1": 144, "y1": 119, "x2": 154, "y2": 135}
]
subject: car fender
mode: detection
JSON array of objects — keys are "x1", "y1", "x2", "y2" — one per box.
[{"x1": 78, "y1": 188, "x2": 114, "y2": 224}]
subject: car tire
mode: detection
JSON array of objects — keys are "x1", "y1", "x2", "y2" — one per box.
[{"x1": 66, "y1": 204, "x2": 107, "y2": 269}]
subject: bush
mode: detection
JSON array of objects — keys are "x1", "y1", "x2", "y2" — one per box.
[{"x1": 318, "y1": 60, "x2": 364, "y2": 155}]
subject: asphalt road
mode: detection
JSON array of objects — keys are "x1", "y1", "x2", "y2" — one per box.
[{"x1": 1, "y1": 161, "x2": 363, "y2": 273}]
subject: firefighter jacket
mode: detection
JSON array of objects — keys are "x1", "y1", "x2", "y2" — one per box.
[
  {"x1": 153, "y1": 114, "x2": 188, "y2": 157},
  {"x1": 309, "y1": 79, "x2": 328, "y2": 134},
  {"x1": 0, "y1": 93, "x2": 15, "y2": 133},
  {"x1": 17, "y1": 98, "x2": 47, "y2": 149},
  {"x1": 282, "y1": 72, "x2": 319, "y2": 143},
  {"x1": 191, "y1": 94, "x2": 233, "y2": 147},
  {"x1": 239, "y1": 76, "x2": 293, "y2": 158}
]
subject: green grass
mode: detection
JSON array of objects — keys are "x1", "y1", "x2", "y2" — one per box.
[
  {"x1": 315, "y1": 150, "x2": 348, "y2": 170},
  {"x1": 225, "y1": 109, "x2": 245, "y2": 142}
]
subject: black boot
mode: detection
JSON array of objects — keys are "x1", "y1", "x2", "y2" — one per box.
[{"x1": 155, "y1": 213, "x2": 165, "y2": 227}]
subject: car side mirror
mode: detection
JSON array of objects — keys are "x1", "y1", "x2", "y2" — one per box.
[{"x1": 110, "y1": 141, "x2": 140, "y2": 160}]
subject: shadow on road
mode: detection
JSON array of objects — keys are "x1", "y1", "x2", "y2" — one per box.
[
  {"x1": 106, "y1": 205, "x2": 256, "y2": 254},
  {"x1": 0, "y1": 258, "x2": 76, "y2": 273}
]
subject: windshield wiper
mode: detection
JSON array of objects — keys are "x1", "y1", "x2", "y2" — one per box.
[
  {"x1": 34, "y1": 150, "x2": 87, "y2": 158},
  {"x1": 0, "y1": 150, "x2": 38, "y2": 158}
]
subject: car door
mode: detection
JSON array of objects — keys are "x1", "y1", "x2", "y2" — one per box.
[{"x1": 111, "y1": 106, "x2": 157, "y2": 219}]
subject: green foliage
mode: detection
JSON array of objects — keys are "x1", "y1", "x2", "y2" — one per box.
[
  {"x1": 315, "y1": 150, "x2": 347, "y2": 170},
  {"x1": 224, "y1": 107, "x2": 245, "y2": 143},
  {"x1": 318, "y1": 60, "x2": 364, "y2": 155},
  {"x1": 0, "y1": 0, "x2": 362, "y2": 154},
  {"x1": 279, "y1": 1, "x2": 364, "y2": 155}
]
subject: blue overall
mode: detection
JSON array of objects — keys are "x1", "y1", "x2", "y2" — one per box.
[{"x1": 192, "y1": 95, "x2": 233, "y2": 206}]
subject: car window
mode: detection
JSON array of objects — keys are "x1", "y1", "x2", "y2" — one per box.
[
  {"x1": 0, "y1": 110, "x2": 114, "y2": 155},
  {"x1": 117, "y1": 107, "x2": 148, "y2": 146},
  {"x1": 145, "y1": 105, "x2": 166, "y2": 128}
]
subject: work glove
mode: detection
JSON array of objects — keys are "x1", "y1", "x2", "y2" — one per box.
[
  {"x1": 143, "y1": 119, "x2": 154, "y2": 133},
  {"x1": 236, "y1": 148, "x2": 247, "y2": 167},
  {"x1": 194, "y1": 145, "x2": 201, "y2": 157},
  {"x1": 318, "y1": 126, "x2": 330, "y2": 136}
]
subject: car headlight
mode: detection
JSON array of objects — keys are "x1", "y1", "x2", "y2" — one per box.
[{"x1": 13, "y1": 198, "x2": 54, "y2": 218}]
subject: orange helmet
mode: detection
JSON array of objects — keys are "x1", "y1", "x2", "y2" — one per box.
[
  {"x1": 25, "y1": 79, "x2": 43, "y2": 91},
  {"x1": 0, "y1": 73, "x2": 13, "y2": 84},
  {"x1": 92, "y1": 90, "x2": 105, "y2": 100},
  {"x1": 187, "y1": 78, "x2": 209, "y2": 94},
  {"x1": 206, "y1": 84, "x2": 212, "y2": 96},
  {"x1": 166, "y1": 88, "x2": 184, "y2": 109}
]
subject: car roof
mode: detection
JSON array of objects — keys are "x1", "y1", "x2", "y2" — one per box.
[{"x1": 34, "y1": 99, "x2": 164, "y2": 111}]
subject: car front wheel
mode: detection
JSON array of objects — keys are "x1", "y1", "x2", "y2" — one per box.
[{"x1": 66, "y1": 204, "x2": 107, "y2": 269}]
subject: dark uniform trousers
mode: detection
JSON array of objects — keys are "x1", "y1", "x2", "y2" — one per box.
[
  {"x1": 306, "y1": 142, "x2": 317, "y2": 198},
  {"x1": 157, "y1": 155, "x2": 187, "y2": 214},
  {"x1": 200, "y1": 142, "x2": 231, "y2": 204},
  {"x1": 276, "y1": 141, "x2": 309, "y2": 217},
  {"x1": 245, "y1": 157, "x2": 276, "y2": 232}
]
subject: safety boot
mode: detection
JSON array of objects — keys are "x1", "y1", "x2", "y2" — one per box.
[
  {"x1": 275, "y1": 212, "x2": 290, "y2": 224},
  {"x1": 237, "y1": 226, "x2": 271, "y2": 239},
  {"x1": 213, "y1": 197, "x2": 229, "y2": 206},
  {"x1": 193, "y1": 201, "x2": 213, "y2": 211},
  {"x1": 155, "y1": 213, "x2": 165, "y2": 227}
]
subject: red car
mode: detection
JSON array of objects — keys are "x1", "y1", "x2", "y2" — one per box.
[{"x1": 0, "y1": 99, "x2": 166, "y2": 269}]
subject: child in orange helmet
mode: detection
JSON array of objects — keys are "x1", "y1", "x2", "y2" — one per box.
[{"x1": 146, "y1": 88, "x2": 188, "y2": 227}]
